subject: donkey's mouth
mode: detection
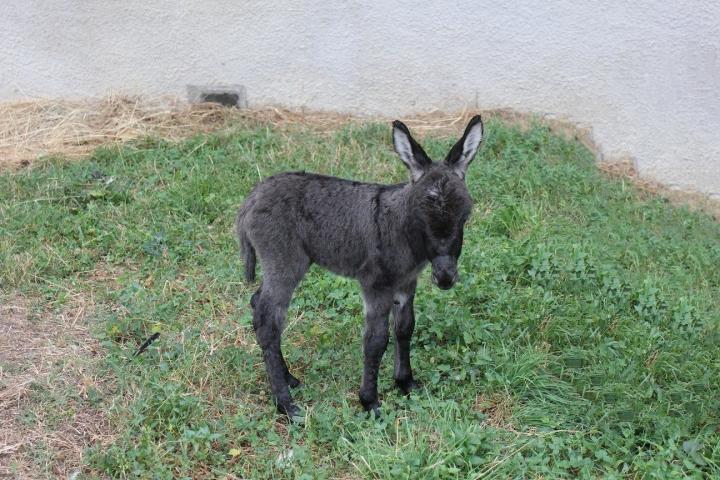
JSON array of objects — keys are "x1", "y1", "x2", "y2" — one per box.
[{"x1": 431, "y1": 271, "x2": 458, "y2": 290}]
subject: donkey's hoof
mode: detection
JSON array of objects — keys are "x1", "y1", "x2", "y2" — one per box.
[
  {"x1": 289, "y1": 411, "x2": 306, "y2": 425},
  {"x1": 360, "y1": 398, "x2": 382, "y2": 419},
  {"x1": 277, "y1": 402, "x2": 303, "y2": 423},
  {"x1": 363, "y1": 405, "x2": 382, "y2": 419},
  {"x1": 286, "y1": 373, "x2": 302, "y2": 389},
  {"x1": 396, "y1": 378, "x2": 422, "y2": 395}
]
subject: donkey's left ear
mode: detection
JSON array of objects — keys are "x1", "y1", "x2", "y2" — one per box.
[{"x1": 445, "y1": 115, "x2": 483, "y2": 179}]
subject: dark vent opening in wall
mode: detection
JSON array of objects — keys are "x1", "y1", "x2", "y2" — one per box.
[
  {"x1": 201, "y1": 92, "x2": 240, "y2": 107},
  {"x1": 187, "y1": 85, "x2": 247, "y2": 108}
]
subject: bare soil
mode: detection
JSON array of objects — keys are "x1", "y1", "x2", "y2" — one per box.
[{"x1": 0, "y1": 295, "x2": 112, "y2": 478}]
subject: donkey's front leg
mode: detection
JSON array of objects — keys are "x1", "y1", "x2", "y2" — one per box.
[
  {"x1": 393, "y1": 282, "x2": 422, "y2": 394},
  {"x1": 358, "y1": 289, "x2": 393, "y2": 417}
]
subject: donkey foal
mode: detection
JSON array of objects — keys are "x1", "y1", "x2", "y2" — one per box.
[{"x1": 236, "y1": 116, "x2": 484, "y2": 419}]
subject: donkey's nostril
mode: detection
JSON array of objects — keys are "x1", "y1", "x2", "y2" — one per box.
[{"x1": 432, "y1": 272, "x2": 455, "y2": 290}]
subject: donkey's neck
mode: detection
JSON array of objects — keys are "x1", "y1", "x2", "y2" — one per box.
[
  {"x1": 375, "y1": 183, "x2": 426, "y2": 267},
  {"x1": 376, "y1": 183, "x2": 412, "y2": 228}
]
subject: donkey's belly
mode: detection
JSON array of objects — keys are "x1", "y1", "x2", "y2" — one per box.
[
  {"x1": 305, "y1": 242, "x2": 367, "y2": 279},
  {"x1": 311, "y1": 246, "x2": 428, "y2": 290}
]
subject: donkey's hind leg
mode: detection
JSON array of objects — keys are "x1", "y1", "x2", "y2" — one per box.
[
  {"x1": 251, "y1": 258, "x2": 308, "y2": 419},
  {"x1": 280, "y1": 350, "x2": 301, "y2": 388},
  {"x1": 251, "y1": 284, "x2": 300, "y2": 388}
]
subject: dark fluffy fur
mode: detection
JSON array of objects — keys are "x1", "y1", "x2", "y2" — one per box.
[{"x1": 236, "y1": 116, "x2": 484, "y2": 418}]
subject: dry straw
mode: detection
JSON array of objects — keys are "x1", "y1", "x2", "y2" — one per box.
[
  {"x1": 0, "y1": 295, "x2": 111, "y2": 478},
  {"x1": 0, "y1": 95, "x2": 574, "y2": 168},
  {"x1": 0, "y1": 94, "x2": 237, "y2": 168}
]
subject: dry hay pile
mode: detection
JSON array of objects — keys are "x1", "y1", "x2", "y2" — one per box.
[
  {"x1": 0, "y1": 95, "x2": 371, "y2": 170},
  {"x1": 0, "y1": 95, "x2": 240, "y2": 168},
  {"x1": 0, "y1": 95, "x2": 551, "y2": 168}
]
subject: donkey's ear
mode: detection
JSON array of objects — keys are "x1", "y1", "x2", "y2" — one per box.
[
  {"x1": 393, "y1": 120, "x2": 432, "y2": 182},
  {"x1": 445, "y1": 115, "x2": 483, "y2": 179}
]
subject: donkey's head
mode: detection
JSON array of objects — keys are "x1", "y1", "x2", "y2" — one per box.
[{"x1": 392, "y1": 115, "x2": 484, "y2": 290}]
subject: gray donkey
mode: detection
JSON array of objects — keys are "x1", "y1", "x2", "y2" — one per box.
[{"x1": 236, "y1": 115, "x2": 484, "y2": 419}]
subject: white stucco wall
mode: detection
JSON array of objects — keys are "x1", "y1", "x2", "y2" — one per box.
[{"x1": 2, "y1": 1, "x2": 719, "y2": 195}]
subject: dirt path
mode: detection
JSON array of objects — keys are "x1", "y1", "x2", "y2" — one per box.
[{"x1": 0, "y1": 295, "x2": 112, "y2": 478}]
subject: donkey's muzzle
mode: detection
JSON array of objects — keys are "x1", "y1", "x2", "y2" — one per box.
[{"x1": 431, "y1": 256, "x2": 458, "y2": 290}]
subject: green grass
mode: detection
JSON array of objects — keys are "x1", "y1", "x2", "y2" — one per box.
[{"x1": 1, "y1": 118, "x2": 719, "y2": 478}]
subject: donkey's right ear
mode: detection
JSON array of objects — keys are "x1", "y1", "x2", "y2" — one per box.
[{"x1": 392, "y1": 120, "x2": 432, "y2": 182}]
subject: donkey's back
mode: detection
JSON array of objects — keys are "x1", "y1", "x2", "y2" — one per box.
[{"x1": 236, "y1": 171, "x2": 405, "y2": 282}]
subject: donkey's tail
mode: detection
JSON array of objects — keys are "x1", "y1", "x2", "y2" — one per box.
[
  {"x1": 240, "y1": 232, "x2": 257, "y2": 282},
  {"x1": 235, "y1": 195, "x2": 257, "y2": 282}
]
